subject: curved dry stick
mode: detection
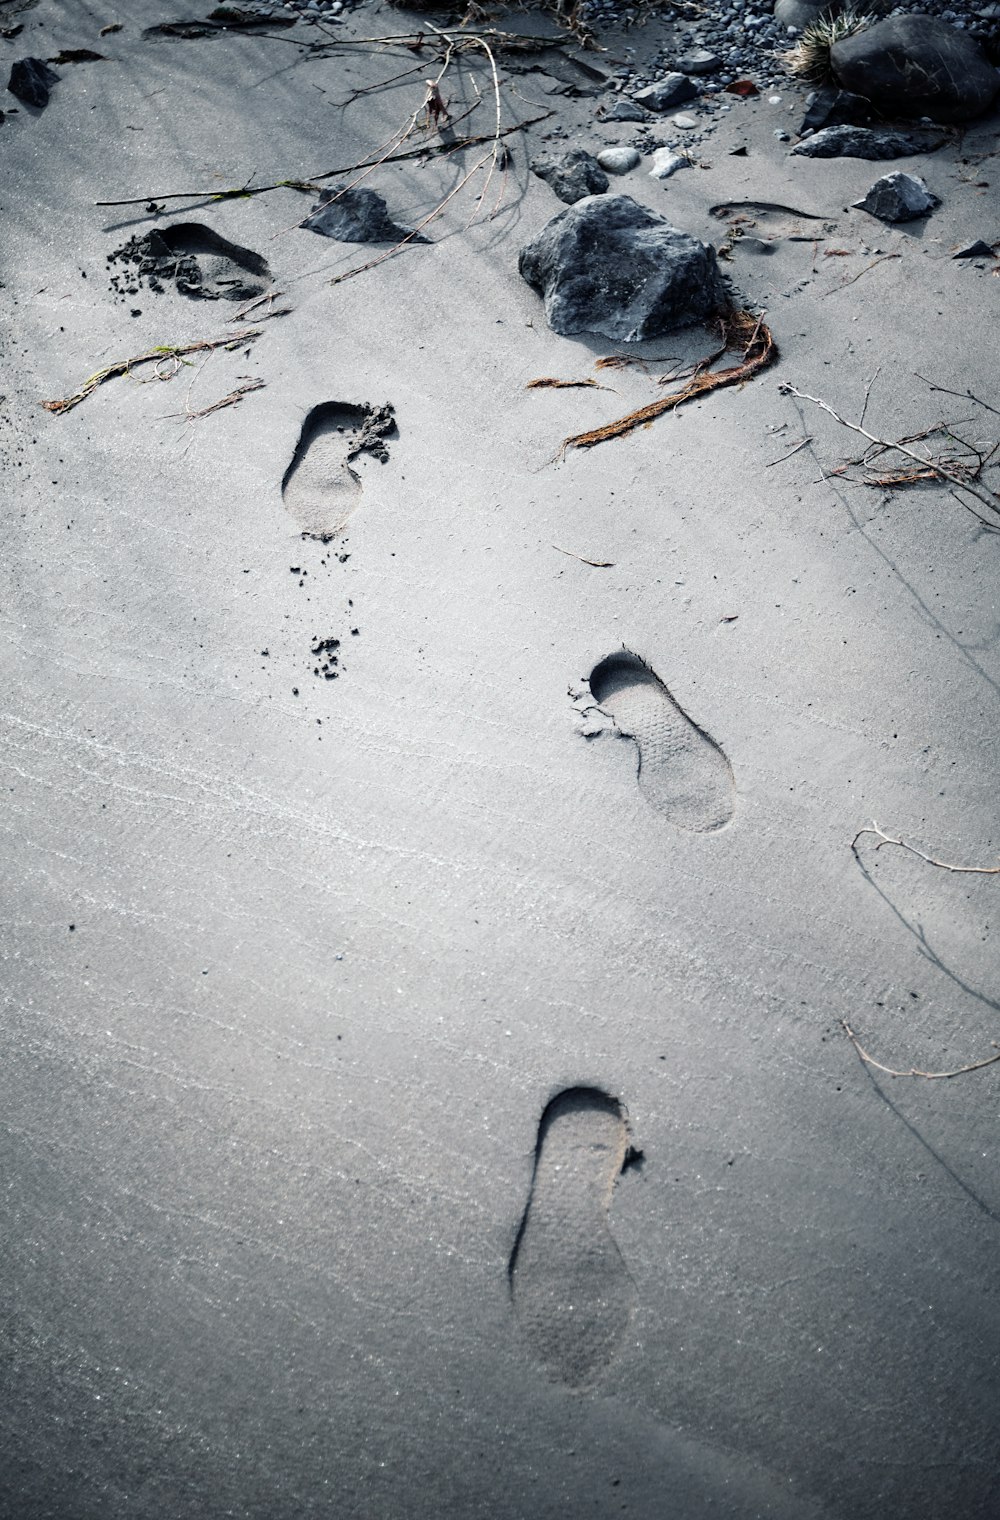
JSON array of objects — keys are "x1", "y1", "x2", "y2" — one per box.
[
  {"x1": 851, "y1": 822, "x2": 1000, "y2": 875},
  {"x1": 842, "y1": 1020, "x2": 1000, "y2": 1080},
  {"x1": 560, "y1": 312, "x2": 776, "y2": 455}
]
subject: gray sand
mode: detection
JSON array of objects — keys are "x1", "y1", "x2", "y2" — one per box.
[{"x1": 2, "y1": 3, "x2": 999, "y2": 1517}]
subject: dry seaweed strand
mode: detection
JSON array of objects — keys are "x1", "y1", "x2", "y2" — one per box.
[
  {"x1": 553, "y1": 545, "x2": 615, "y2": 566},
  {"x1": 841, "y1": 1021, "x2": 1000, "y2": 1080},
  {"x1": 181, "y1": 377, "x2": 266, "y2": 423},
  {"x1": 41, "y1": 329, "x2": 262, "y2": 415},
  {"x1": 560, "y1": 310, "x2": 776, "y2": 455},
  {"x1": 527, "y1": 376, "x2": 609, "y2": 391}
]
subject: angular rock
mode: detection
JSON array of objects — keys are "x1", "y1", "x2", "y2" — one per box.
[
  {"x1": 854, "y1": 171, "x2": 937, "y2": 222},
  {"x1": 791, "y1": 124, "x2": 943, "y2": 158},
  {"x1": 518, "y1": 194, "x2": 727, "y2": 342},
  {"x1": 596, "y1": 146, "x2": 641, "y2": 175},
  {"x1": 774, "y1": 0, "x2": 844, "y2": 27},
  {"x1": 7, "y1": 57, "x2": 58, "y2": 108},
  {"x1": 799, "y1": 86, "x2": 871, "y2": 133},
  {"x1": 952, "y1": 239, "x2": 995, "y2": 258},
  {"x1": 303, "y1": 187, "x2": 427, "y2": 244},
  {"x1": 632, "y1": 73, "x2": 698, "y2": 112},
  {"x1": 831, "y1": 15, "x2": 1000, "y2": 123},
  {"x1": 596, "y1": 95, "x2": 650, "y2": 123},
  {"x1": 675, "y1": 49, "x2": 721, "y2": 74},
  {"x1": 648, "y1": 148, "x2": 690, "y2": 180},
  {"x1": 530, "y1": 148, "x2": 609, "y2": 205}
]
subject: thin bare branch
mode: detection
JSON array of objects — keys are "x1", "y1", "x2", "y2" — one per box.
[
  {"x1": 842, "y1": 1020, "x2": 1000, "y2": 1080},
  {"x1": 41, "y1": 330, "x2": 261, "y2": 415},
  {"x1": 780, "y1": 382, "x2": 1000, "y2": 520},
  {"x1": 851, "y1": 821, "x2": 1000, "y2": 874}
]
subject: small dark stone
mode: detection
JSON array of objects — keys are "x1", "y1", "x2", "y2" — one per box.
[
  {"x1": 953, "y1": 239, "x2": 995, "y2": 259},
  {"x1": 853, "y1": 171, "x2": 937, "y2": 223},
  {"x1": 303, "y1": 187, "x2": 428, "y2": 245},
  {"x1": 799, "y1": 87, "x2": 871, "y2": 134},
  {"x1": 791, "y1": 125, "x2": 943, "y2": 159},
  {"x1": 596, "y1": 95, "x2": 650, "y2": 123},
  {"x1": 632, "y1": 73, "x2": 698, "y2": 112},
  {"x1": 530, "y1": 148, "x2": 609, "y2": 205},
  {"x1": 8, "y1": 57, "x2": 59, "y2": 109}
]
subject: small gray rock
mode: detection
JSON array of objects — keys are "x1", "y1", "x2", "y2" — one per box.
[
  {"x1": 303, "y1": 187, "x2": 427, "y2": 244},
  {"x1": 799, "y1": 86, "x2": 871, "y2": 133},
  {"x1": 952, "y1": 239, "x2": 995, "y2": 258},
  {"x1": 518, "y1": 193, "x2": 727, "y2": 342},
  {"x1": 648, "y1": 148, "x2": 690, "y2": 180},
  {"x1": 854, "y1": 171, "x2": 937, "y2": 222},
  {"x1": 7, "y1": 57, "x2": 58, "y2": 109},
  {"x1": 774, "y1": 0, "x2": 843, "y2": 26},
  {"x1": 676, "y1": 49, "x2": 721, "y2": 74},
  {"x1": 831, "y1": 15, "x2": 1000, "y2": 123},
  {"x1": 596, "y1": 95, "x2": 650, "y2": 123},
  {"x1": 632, "y1": 72, "x2": 698, "y2": 111},
  {"x1": 791, "y1": 124, "x2": 943, "y2": 158},
  {"x1": 672, "y1": 113, "x2": 699, "y2": 129},
  {"x1": 596, "y1": 146, "x2": 641, "y2": 174},
  {"x1": 530, "y1": 147, "x2": 609, "y2": 205}
]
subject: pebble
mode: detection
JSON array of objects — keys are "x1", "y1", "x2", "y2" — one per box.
[
  {"x1": 672, "y1": 113, "x2": 699, "y2": 128},
  {"x1": 596, "y1": 145, "x2": 641, "y2": 173}
]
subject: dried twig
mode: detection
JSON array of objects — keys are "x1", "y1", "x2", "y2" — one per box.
[
  {"x1": 553, "y1": 545, "x2": 614, "y2": 566},
  {"x1": 180, "y1": 378, "x2": 265, "y2": 422},
  {"x1": 914, "y1": 372, "x2": 1000, "y2": 418},
  {"x1": 527, "y1": 376, "x2": 609, "y2": 391},
  {"x1": 766, "y1": 435, "x2": 812, "y2": 466},
  {"x1": 41, "y1": 330, "x2": 261, "y2": 415},
  {"x1": 95, "y1": 115, "x2": 551, "y2": 211},
  {"x1": 851, "y1": 821, "x2": 1000, "y2": 875},
  {"x1": 820, "y1": 251, "x2": 900, "y2": 297},
  {"x1": 780, "y1": 382, "x2": 1000, "y2": 522},
  {"x1": 560, "y1": 311, "x2": 776, "y2": 455},
  {"x1": 842, "y1": 1020, "x2": 1000, "y2": 1080}
]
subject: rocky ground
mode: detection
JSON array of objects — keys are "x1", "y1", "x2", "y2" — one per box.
[{"x1": 3, "y1": 2, "x2": 1000, "y2": 1518}]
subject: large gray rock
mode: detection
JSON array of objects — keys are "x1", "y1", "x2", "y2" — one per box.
[
  {"x1": 831, "y1": 14, "x2": 1000, "y2": 122},
  {"x1": 632, "y1": 73, "x2": 698, "y2": 111},
  {"x1": 530, "y1": 148, "x2": 609, "y2": 205},
  {"x1": 853, "y1": 171, "x2": 937, "y2": 222},
  {"x1": 791, "y1": 124, "x2": 943, "y2": 158},
  {"x1": 774, "y1": 0, "x2": 844, "y2": 27},
  {"x1": 518, "y1": 194, "x2": 727, "y2": 342}
]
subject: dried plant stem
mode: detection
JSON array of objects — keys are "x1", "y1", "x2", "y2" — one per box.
[
  {"x1": 561, "y1": 311, "x2": 776, "y2": 455},
  {"x1": 780, "y1": 382, "x2": 1000, "y2": 521},
  {"x1": 842, "y1": 1021, "x2": 1000, "y2": 1080},
  {"x1": 41, "y1": 330, "x2": 261, "y2": 415},
  {"x1": 852, "y1": 821, "x2": 1000, "y2": 875}
]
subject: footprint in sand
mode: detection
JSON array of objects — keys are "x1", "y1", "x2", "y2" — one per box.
[
  {"x1": 281, "y1": 401, "x2": 396, "y2": 537},
  {"x1": 510, "y1": 1087, "x2": 637, "y2": 1388},
  {"x1": 709, "y1": 199, "x2": 837, "y2": 246},
  {"x1": 587, "y1": 650, "x2": 735, "y2": 832},
  {"x1": 107, "y1": 224, "x2": 271, "y2": 304}
]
